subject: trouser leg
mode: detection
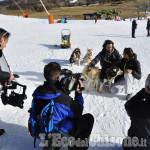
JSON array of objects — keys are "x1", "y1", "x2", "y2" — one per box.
[
  {"x1": 69, "y1": 114, "x2": 94, "y2": 150},
  {"x1": 147, "y1": 29, "x2": 150, "y2": 36},
  {"x1": 132, "y1": 28, "x2": 135, "y2": 37},
  {"x1": 100, "y1": 69, "x2": 106, "y2": 80},
  {"x1": 114, "y1": 74, "x2": 124, "y2": 83},
  {"x1": 124, "y1": 73, "x2": 135, "y2": 94}
]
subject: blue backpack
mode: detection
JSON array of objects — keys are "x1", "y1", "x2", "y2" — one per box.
[
  {"x1": 28, "y1": 92, "x2": 69, "y2": 148},
  {"x1": 28, "y1": 99, "x2": 55, "y2": 147}
]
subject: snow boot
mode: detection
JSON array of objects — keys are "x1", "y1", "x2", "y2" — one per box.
[{"x1": 126, "y1": 93, "x2": 132, "y2": 101}]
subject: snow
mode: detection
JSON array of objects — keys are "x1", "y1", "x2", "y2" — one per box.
[
  {"x1": 70, "y1": 0, "x2": 77, "y2": 3},
  {"x1": 0, "y1": 14, "x2": 149, "y2": 150}
]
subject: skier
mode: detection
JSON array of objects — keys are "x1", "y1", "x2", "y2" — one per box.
[
  {"x1": 146, "y1": 18, "x2": 150, "y2": 36},
  {"x1": 0, "y1": 28, "x2": 15, "y2": 136},
  {"x1": 123, "y1": 74, "x2": 150, "y2": 149},
  {"x1": 132, "y1": 19, "x2": 137, "y2": 38}
]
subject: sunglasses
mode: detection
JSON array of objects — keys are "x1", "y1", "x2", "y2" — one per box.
[
  {"x1": 1, "y1": 32, "x2": 8, "y2": 38},
  {"x1": 2, "y1": 32, "x2": 8, "y2": 37}
]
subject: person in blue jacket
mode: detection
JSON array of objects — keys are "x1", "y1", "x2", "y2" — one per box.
[{"x1": 30, "y1": 62, "x2": 94, "y2": 150}]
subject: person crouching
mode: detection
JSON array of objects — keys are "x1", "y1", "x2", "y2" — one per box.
[
  {"x1": 123, "y1": 74, "x2": 150, "y2": 149},
  {"x1": 116, "y1": 48, "x2": 141, "y2": 100}
]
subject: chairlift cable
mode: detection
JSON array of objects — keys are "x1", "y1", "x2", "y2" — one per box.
[
  {"x1": 12, "y1": 0, "x2": 24, "y2": 13},
  {"x1": 39, "y1": 0, "x2": 49, "y2": 15}
]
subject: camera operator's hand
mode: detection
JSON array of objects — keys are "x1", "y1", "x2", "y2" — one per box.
[
  {"x1": 8, "y1": 74, "x2": 15, "y2": 82},
  {"x1": 76, "y1": 80, "x2": 84, "y2": 93}
]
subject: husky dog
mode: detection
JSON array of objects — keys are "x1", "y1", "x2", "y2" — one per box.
[
  {"x1": 82, "y1": 65, "x2": 101, "y2": 92},
  {"x1": 69, "y1": 48, "x2": 81, "y2": 67},
  {"x1": 83, "y1": 49, "x2": 93, "y2": 64},
  {"x1": 82, "y1": 66, "x2": 123, "y2": 93},
  {"x1": 98, "y1": 67, "x2": 123, "y2": 93}
]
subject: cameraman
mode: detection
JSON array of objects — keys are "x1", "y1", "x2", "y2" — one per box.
[
  {"x1": 0, "y1": 28, "x2": 15, "y2": 136},
  {"x1": 30, "y1": 62, "x2": 94, "y2": 150}
]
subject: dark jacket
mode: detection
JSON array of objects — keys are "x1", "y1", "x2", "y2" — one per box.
[
  {"x1": 30, "y1": 81, "x2": 84, "y2": 134},
  {"x1": 147, "y1": 20, "x2": 150, "y2": 29},
  {"x1": 89, "y1": 48, "x2": 122, "y2": 69},
  {"x1": 116, "y1": 53, "x2": 141, "y2": 80},
  {"x1": 0, "y1": 49, "x2": 10, "y2": 82},
  {"x1": 132, "y1": 20, "x2": 137, "y2": 29},
  {"x1": 124, "y1": 88, "x2": 150, "y2": 148}
]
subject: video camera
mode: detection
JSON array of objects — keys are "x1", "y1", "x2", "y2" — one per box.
[
  {"x1": 0, "y1": 74, "x2": 27, "y2": 109},
  {"x1": 60, "y1": 69, "x2": 85, "y2": 95}
]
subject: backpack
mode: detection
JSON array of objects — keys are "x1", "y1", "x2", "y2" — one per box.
[
  {"x1": 28, "y1": 99, "x2": 55, "y2": 148},
  {"x1": 28, "y1": 92, "x2": 69, "y2": 148}
]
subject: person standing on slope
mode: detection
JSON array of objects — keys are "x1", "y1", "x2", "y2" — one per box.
[
  {"x1": 95, "y1": 16, "x2": 98, "y2": 24},
  {"x1": 146, "y1": 18, "x2": 150, "y2": 36},
  {"x1": 132, "y1": 19, "x2": 137, "y2": 38}
]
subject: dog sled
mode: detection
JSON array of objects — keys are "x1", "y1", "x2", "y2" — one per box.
[{"x1": 61, "y1": 29, "x2": 71, "y2": 48}]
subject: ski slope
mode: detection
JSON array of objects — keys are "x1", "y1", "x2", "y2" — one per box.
[
  {"x1": 0, "y1": 14, "x2": 149, "y2": 150},
  {"x1": 70, "y1": 0, "x2": 77, "y2": 3}
]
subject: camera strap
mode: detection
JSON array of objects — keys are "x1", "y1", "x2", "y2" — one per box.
[{"x1": 0, "y1": 50, "x2": 11, "y2": 73}]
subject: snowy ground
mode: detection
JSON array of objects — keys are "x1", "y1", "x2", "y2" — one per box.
[
  {"x1": 0, "y1": 14, "x2": 149, "y2": 150},
  {"x1": 70, "y1": 0, "x2": 77, "y2": 3}
]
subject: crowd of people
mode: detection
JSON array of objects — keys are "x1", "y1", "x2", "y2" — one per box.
[{"x1": 0, "y1": 18, "x2": 150, "y2": 150}]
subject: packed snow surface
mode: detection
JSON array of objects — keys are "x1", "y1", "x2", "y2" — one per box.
[{"x1": 0, "y1": 14, "x2": 149, "y2": 150}]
